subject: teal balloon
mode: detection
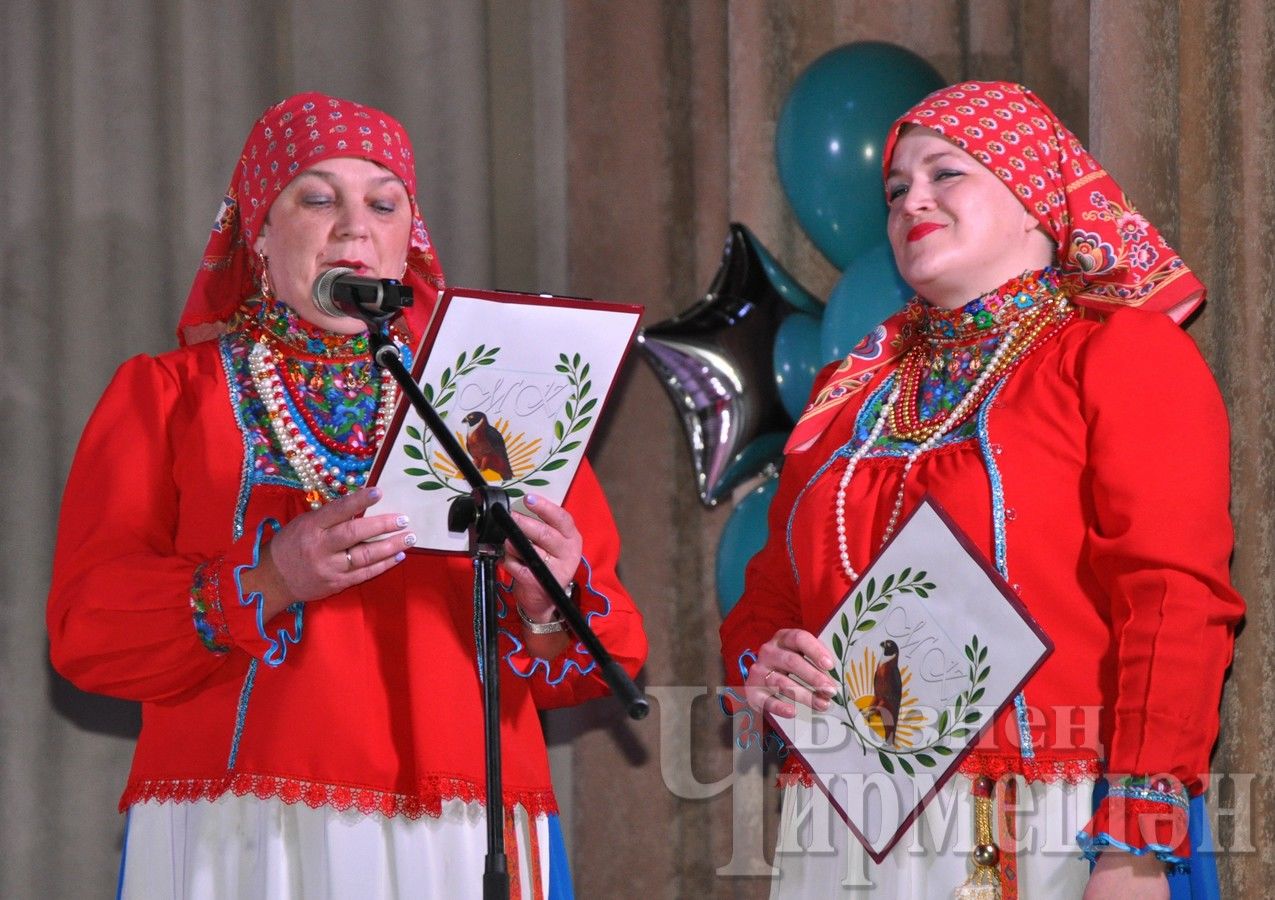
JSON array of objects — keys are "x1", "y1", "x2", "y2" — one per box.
[
  {"x1": 775, "y1": 42, "x2": 944, "y2": 269},
  {"x1": 773, "y1": 311, "x2": 824, "y2": 421},
  {"x1": 716, "y1": 476, "x2": 780, "y2": 617},
  {"x1": 820, "y1": 241, "x2": 912, "y2": 363}
]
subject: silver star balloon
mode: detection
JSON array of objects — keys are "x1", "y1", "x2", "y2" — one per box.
[{"x1": 636, "y1": 224, "x2": 820, "y2": 507}]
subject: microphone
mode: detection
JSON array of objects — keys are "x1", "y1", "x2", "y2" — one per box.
[{"x1": 312, "y1": 267, "x2": 414, "y2": 321}]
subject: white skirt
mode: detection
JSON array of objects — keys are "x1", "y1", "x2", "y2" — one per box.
[
  {"x1": 770, "y1": 775, "x2": 1093, "y2": 898},
  {"x1": 120, "y1": 794, "x2": 550, "y2": 900}
]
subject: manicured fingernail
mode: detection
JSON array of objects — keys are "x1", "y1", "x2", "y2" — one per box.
[
  {"x1": 395, "y1": 515, "x2": 410, "y2": 527},
  {"x1": 394, "y1": 551, "x2": 406, "y2": 562},
  {"x1": 403, "y1": 533, "x2": 417, "y2": 547},
  {"x1": 368, "y1": 487, "x2": 382, "y2": 501},
  {"x1": 815, "y1": 697, "x2": 830, "y2": 711},
  {"x1": 525, "y1": 494, "x2": 538, "y2": 506}
]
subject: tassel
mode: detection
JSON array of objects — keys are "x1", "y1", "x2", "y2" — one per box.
[{"x1": 954, "y1": 776, "x2": 1001, "y2": 899}]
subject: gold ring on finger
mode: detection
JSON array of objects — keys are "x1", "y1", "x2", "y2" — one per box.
[{"x1": 345, "y1": 549, "x2": 354, "y2": 571}]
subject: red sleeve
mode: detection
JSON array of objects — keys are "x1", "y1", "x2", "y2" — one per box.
[
  {"x1": 718, "y1": 456, "x2": 808, "y2": 688},
  {"x1": 718, "y1": 361, "x2": 843, "y2": 688},
  {"x1": 47, "y1": 354, "x2": 302, "y2": 703},
  {"x1": 1073, "y1": 310, "x2": 1244, "y2": 863},
  {"x1": 500, "y1": 459, "x2": 647, "y2": 709}
]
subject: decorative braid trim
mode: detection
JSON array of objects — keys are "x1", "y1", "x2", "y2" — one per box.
[{"x1": 120, "y1": 774, "x2": 558, "y2": 820}]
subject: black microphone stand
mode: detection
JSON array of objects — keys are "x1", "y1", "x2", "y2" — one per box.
[{"x1": 352, "y1": 293, "x2": 648, "y2": 900}]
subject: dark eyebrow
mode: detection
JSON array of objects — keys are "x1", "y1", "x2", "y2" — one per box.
[
  {"x1": 292, "y1": 169, "x2": 402, "y2": 189},
  {"x1": 886, "y1": 150, "x2": 964, "y2": 180}
]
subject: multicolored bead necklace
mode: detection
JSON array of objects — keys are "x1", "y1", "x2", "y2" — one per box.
[
  {"x1": 835, "y1": 270, "x2": 1074, "y2": 581},
  {"x1": 238, "y1": 296, "x2": 402, "y2": 509}
]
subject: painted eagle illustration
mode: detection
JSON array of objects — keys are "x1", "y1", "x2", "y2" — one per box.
[
  {"x1": 867, "y1": 639, "x2": 903, "y2": 745},
  {"x1": 462, "y1": 411, "x2": 514, "y2": 479}
]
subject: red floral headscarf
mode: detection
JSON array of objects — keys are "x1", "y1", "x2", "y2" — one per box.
[
  {"x1": 786, "y1": 81, "x2": 1205, "y2": 454},
  {"x1": 882, "y1": 81, "x2": 1203, "y2": 320},
  {"x1": 178, "y1": 92, "x2": 446, "y2": 346}
]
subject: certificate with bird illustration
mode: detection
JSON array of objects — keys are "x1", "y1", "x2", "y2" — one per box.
[
  {"x1": 369, "y1": 287, "x2": 642, "y2": 552},
  {"x1": 769, "y1": 496, "x2": 1052, "y2": 862}
]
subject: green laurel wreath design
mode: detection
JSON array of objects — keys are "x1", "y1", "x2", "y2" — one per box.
[
  {"x1": 825, "y1": 569, "x2": 991, "y2": 776},
  {"x1": 400, "y1": 347, "x2": 595, "y2": 499}
]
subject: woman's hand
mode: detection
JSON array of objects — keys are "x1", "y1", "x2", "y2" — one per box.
[
  {"x1": 1082, "y1": 851, "x2": 1169, "y2": 899},
  {"x1": 745, "y1": 628, "x2": 839, "y2": 718},
  {"x1": 502, "y1": 494, "x2": 582, "y2": 624},
  {"x1": 245, "y1": 487, "x2": 415, "y2": 619}
]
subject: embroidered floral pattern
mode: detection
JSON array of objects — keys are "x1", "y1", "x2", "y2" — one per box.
[{"x1": 190, "y1": 560, "x2": 231, "y2": 654}]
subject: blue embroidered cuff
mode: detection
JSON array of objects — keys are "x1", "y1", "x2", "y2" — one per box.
[
  {"x1": 1076, "y1": 830, "x2": 1189, "y2": 876},
  {"x1": 1079, "y1": 776, "x2": 1191, "y2": 874}
]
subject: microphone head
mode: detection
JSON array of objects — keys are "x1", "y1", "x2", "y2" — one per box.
[{"x1": 312, "y1": 267, "x2": 356, "y2": 317}]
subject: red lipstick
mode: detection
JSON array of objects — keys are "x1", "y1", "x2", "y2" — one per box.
[{"x1": 906, "y1": 222, "x2": 944, "y2": 243}]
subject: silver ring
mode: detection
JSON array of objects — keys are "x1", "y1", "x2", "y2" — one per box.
[
  {"x1": 764, "y1": 668, "x2": 778, "y2": 687},
  {"x1": 345, "y1": 549, "x2": 354, "y2": 571}
]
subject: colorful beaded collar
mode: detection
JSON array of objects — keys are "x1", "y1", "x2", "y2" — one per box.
[
  {"x1": 231, "y1": 295, "x2": 375, "y2": 359},
  {"x1": 908, "y1": 268, "x2": 1065, "y2": 345}
]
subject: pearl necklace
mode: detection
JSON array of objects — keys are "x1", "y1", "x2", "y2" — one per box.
[
  {"x1": 834, "y1": 293, "x2": 1073, "y2": 582},
  {"x1": 248, "y1": 341, "x2": 398, "y2": 508}
]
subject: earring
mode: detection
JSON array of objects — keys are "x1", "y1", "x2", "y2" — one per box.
[{"x1": 258, "y1": 252, "x2": 274, "y2": 300}]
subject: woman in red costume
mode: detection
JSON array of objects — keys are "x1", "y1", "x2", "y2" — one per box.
[
  {"x1": 48, "y1": 92, "x2": 646, "y2": 899},
  {"x1": 721, "y1": 82, "x2": 1241, "y2": 898}
]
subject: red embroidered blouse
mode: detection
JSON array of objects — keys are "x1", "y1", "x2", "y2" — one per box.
[
  {"x1": 720, "y1": 308, "x2": 1242, "y2": 860},
  {"x1": 48, "y1": 335, "x2": 647, "y2": 819}
]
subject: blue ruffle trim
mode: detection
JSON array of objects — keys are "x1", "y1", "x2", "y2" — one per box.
[
  {"x1": 499, "y1": 556, "x2": 609, "y2": 686},
  {"x1": 1076, "y1": 829, "x2": 1190, "y2": 876},
  {"x1": 232, "y1": 517, "x2": 304, "y2": 667},
  {"x1": 716, "y1": 648, "x2": 789, "y2": 757}
]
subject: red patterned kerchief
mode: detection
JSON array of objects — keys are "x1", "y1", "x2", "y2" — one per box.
[
  {"x1": 179, "y1": 92, "x2": 445, "y2": 346},
  {"x1": 882, "y1": 81, "x2": 1203, "y2": 322}
]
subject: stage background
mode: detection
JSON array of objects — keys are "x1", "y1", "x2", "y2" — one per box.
[{"x1": 2, "y1": 1, "x2": 1269, "y2": 896}]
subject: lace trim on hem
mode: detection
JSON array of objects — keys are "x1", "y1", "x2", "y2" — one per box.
[
  {"x1": 775, "y1": 752, "x2": 1101, "y2": 789},
  {"x1": 957, "y1": 753, "x2": 1102, "y2": 785},
  {"x1": 1076, "y1": 830, "x2": 1189, "y2": 876},
  {"x1": 120, "y1": 774, "x2": 559, "y2": 821}
]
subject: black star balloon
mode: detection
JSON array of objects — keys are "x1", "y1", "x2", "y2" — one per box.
[{"x1": 636, "y1": 223, "x2": 819, "y2": 507}]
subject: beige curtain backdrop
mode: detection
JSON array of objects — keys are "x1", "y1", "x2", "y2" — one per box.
[{"x1": 2, "y1": 1, "x2": 1270, "y2": 897}]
